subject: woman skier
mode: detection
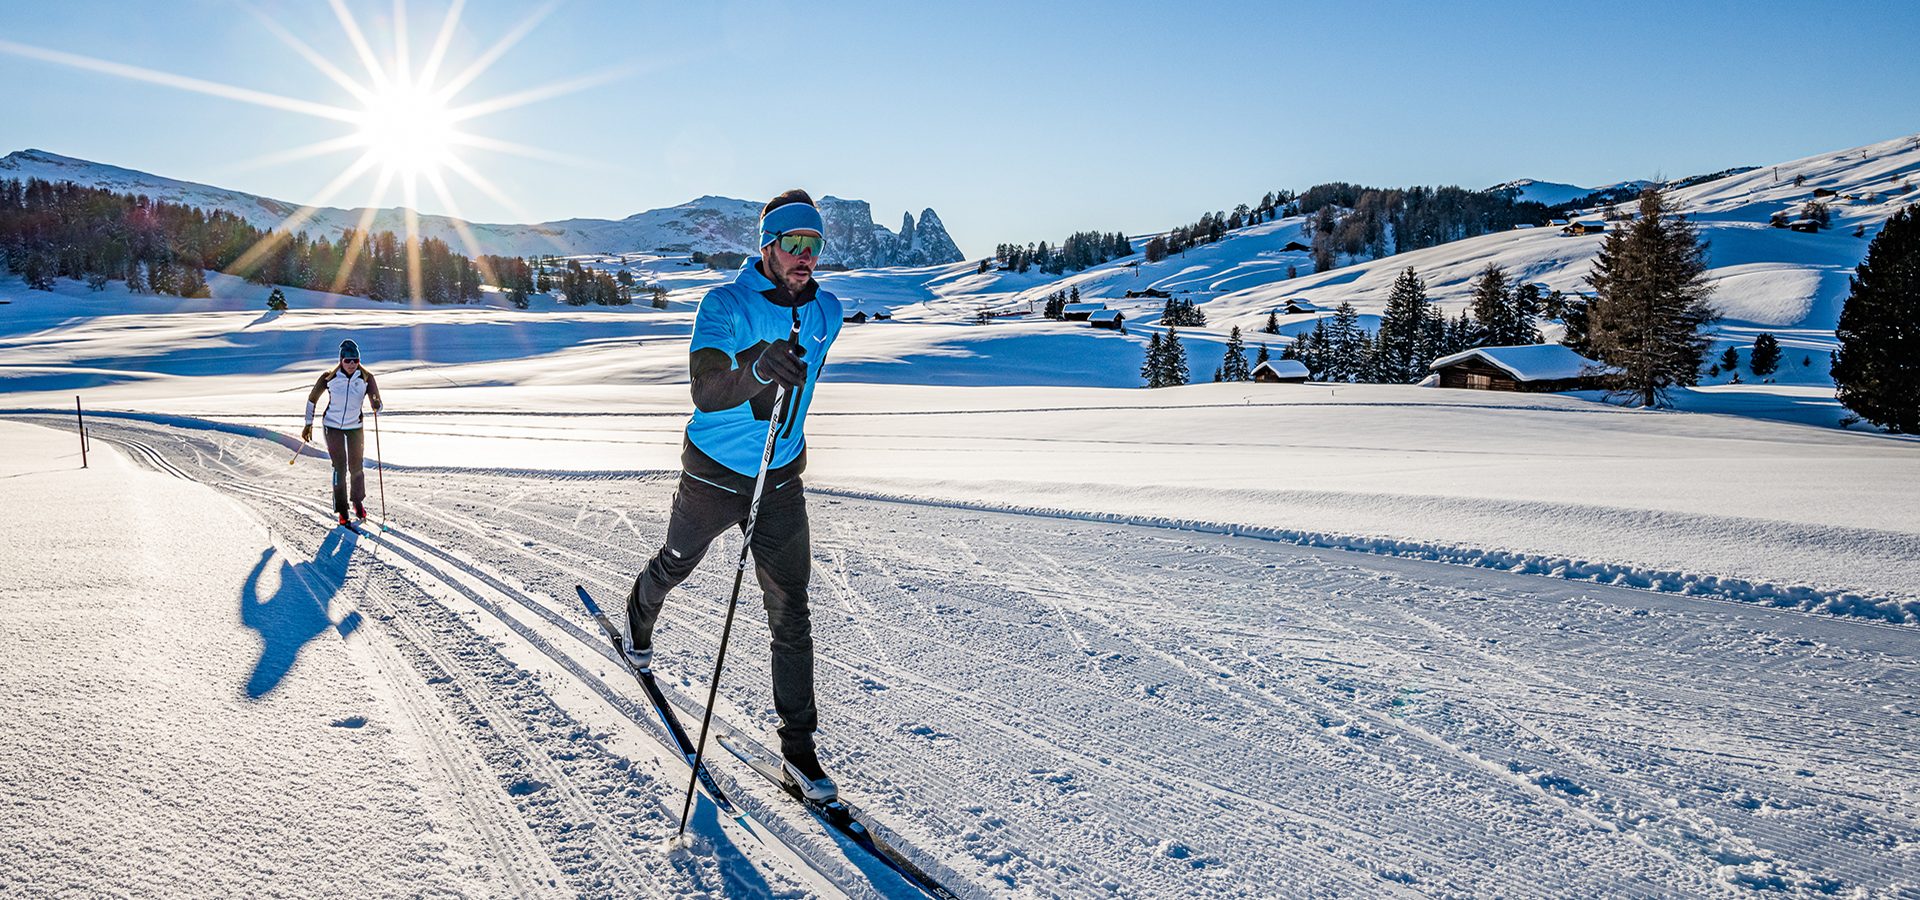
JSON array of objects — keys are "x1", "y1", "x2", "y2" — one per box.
[{"x1": 302, "y1": 339, "x2": 383, "y2": 526}]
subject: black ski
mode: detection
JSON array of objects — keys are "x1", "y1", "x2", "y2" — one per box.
[
  {"x1": 579, "y1": 585, "x2": 960, "y2": 898},
  {"x1": 718, "y1": 734, "x2": 963, "y2": 900},
  {"x1": 575, "y1": 585, "x2": 740, "y2": 818}
]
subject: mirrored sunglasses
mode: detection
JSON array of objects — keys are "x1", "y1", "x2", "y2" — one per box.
[{"x1": 776, "y1": 233, "x2": 825, "y2": 258}]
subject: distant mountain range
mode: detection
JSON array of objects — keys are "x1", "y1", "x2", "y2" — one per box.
[{"x1": 0, "y1": 149, "x2": 965, "y2": 268}]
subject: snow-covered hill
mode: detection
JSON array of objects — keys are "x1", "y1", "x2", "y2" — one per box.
[
  {"x1": 0, "y1": 149, "x2": 964, "y2": 267},
  {"x1": 1486, "y1": 178, "x2": 1597, "y2": 206},
  {"x1": 819, "y1": 132, "x2": 1920, "y2": 392}
]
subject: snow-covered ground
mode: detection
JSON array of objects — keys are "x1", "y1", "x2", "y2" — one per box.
[{"x1": 6, "y1": 415, "x2": 1917, "y2": 898}]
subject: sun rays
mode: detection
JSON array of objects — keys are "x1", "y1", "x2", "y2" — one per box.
[{"x1": 0, "y1": 0, "x2": 644, "y2": 302}]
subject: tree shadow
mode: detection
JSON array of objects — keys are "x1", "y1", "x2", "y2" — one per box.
[{"x1": 240, "y1": 530, "x2": 364, "y2": 698}]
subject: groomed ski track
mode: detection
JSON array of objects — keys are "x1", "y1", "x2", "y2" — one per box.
[{"x1": 36, "y1": 415, "x2": 1920, "y2": 899}]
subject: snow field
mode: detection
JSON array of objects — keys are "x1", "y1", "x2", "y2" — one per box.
[
  {"x1": 21, "y1": 417, "x2": 1918, "y2": 898},
  {"x1": 0, "y1": 422, "x2": 506, "y2": 897}
]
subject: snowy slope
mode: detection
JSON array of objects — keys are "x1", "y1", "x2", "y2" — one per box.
[
  {"x1": 808, "y1": 132, "x2": 1920, "y2": 393},
  {"x1": 0, "y1": 149, "x2": 964, "y2": 266}
]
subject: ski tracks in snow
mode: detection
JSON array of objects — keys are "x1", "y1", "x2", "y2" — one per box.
[{"x1": 72, "y1": 417, "x2": 1920, "y2": 899}]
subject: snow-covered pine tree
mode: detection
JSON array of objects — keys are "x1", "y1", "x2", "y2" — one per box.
[
  {"x1": 1256, "y1": 343, "x2": 1270, "y2": 365},
  {"x1": 267, "y1": 287, "x2": 288, "y2": 311},
  {"x1": 1221, "y1": 326, "x2": 1251, "y2": 381},
  {"x1": 1584, "y1": 190, "x2": 1719, "y2": 406},
  {"x1": 1750, "y1": 333, "x2": 1781, "y2": 377},
  {"x1": 1374, "y1": 267, "x2": 1432, "y2": 383},
  {"x1": 1833, "y1": 203, "x2": 1920, "y2": 432},
  {"x1": 1326, "y1": 301, "x2": 1365, "y2": 382},
  {"x1": 1264, "y1": 311, "x2": 1280, "y2": 334},
  {"x1": 1719, "y1": 346, "x2": 1741, "y2": 374}
]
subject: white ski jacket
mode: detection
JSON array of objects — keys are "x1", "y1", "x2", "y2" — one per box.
[{"x1": 305, "y1": 366, "x2": 382, "y2": 430}]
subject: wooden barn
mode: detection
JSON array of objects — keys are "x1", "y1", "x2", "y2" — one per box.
[
  {"x1": 1282, "y1": 298, "x2": 1325, "y2": 315},
  {"x1": 1252, "y1": 359, "x2": 1311, "y2": 383},
  {"x1": 1124, "y1": 288, "x2": 1171, "y2": 299},
  {"x1": 1089, "y1": 309, "x2": 1126, "y2": 331},
  {"x1": 1281, "y1": 240, "x2": 1312, "y2": 252},
  {"x1": 1430, "y1": 344, "x2": 1611, "y2": 392},
  {"x1": 1788, "y1": 219, "x2": 1821, "y2": 233},
  {"x1": 843, "y1": 304, "x2": 891, "y2": 323},
  {"x1": 1562, "y1": 221, "x2": 1607, "y2": 236}
]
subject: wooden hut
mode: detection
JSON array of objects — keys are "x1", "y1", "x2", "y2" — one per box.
[
  {"x1": 1062, "y1": 302, "x2": 1107, "y2": 321},
  {"x1": 1430, "y1": 344, "x2": 1611, "y2": 392},
  {"x1": 1251, "y1": 359, "x2": 1311, "y2": 383}
]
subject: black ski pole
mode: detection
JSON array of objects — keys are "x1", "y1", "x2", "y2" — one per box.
[{"x1": 678, "y1": 311, "x2": 802, "y2": 840}]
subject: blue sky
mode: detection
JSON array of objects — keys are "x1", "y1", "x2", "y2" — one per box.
[{"x1": 3, "y1": 0, "x2": 1916, "y2": 257}]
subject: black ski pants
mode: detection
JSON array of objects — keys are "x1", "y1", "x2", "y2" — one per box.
[
  {"x1": 323, "y1": 426, "x2": 366, "y2": 515},
  {"x1": 627, "y1": 473, "x2": 816, "y2": 754}
]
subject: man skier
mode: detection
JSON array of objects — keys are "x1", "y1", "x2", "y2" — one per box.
[
  {"x1": 625, "y1": 189, "x2": 843, "y2": 800},
  {"x1": 302, "y1": 339, "x2": 383, "y2": 526}
]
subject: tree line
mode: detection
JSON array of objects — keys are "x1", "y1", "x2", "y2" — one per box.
[
  {"x1": 0, "y1": 177, "x2": 501, "y2": 303},
  {"x1": 994, "y1": 231, "x2": 1133, "y2": 275}
]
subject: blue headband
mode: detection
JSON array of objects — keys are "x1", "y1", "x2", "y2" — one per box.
[{"x1": 760, "y1": 202, "x2": 825, "y2": 247}]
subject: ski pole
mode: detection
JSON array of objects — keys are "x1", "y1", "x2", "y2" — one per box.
[
  {"x1": 679, "y1": 312, "x2": 803, "y2": 840},
  {"x1": 289, "y1": 439, "x2": 305, "y2": 465},
  {"x1": 373, "y1": 409, "x2": 387, "y2": 524}
]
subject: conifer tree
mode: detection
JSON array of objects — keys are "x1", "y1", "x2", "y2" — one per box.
[
  {"x1": 1256, "y1": 343, "x2": 1270, "y2": 365},
  {"x1": 1326, "y1": 301, "x2": 1365, "y2": 382},
  {"x1": 1584, "y1": 190, "x2": 1719, "y2": 406},
  {"x1": 1220, "y1": 326, "x2": 1251, "y2": 381},
  {"x1": 1510, "y1": 281, "x2": 1543, "y2": 344},
  {"x1": 1263, "y1": 311, "x2": 1280, "y2": 334},
  {"x1": 1141, "y1": 333, "x2": 1164, "y2": 388},
  {"x1": 1833, "y1": 204, "x2": 1920, "y2": 432},
  {"x1": 1162, "y1": 327, "x2": 1189, "y2": 386},
  {"x1": 1470, "y1": 263, "x2": 1512, "y2": 346},
  {"x1": 1719, "y1": 346, "x2": 1741, "y2": 374},
  {"x1": 267, "y1": 287, "x2": 288, "y2": 311},
  {"x1": 1374, "y1": 267, "x2": 1433, "y2": 383},
  {"x1": 1750, "y1": 332, "x2": 1781, "y2": 378}
]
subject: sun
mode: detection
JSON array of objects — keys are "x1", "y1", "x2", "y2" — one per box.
[
  {"x1": 356, "y1": 81, "x2": 455, "y2": 175},
  {"x1": 0, "y1": 0, "x2": 649, "y2": 296}
]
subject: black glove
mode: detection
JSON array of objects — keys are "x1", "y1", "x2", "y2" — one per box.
[{"x1": 738, "y1": 339, "x2": 808, "y2": 390}]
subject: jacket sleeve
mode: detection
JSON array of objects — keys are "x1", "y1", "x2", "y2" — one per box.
[
  {"x1": 363, "y1": 370, "x2": 383, "y2": 412},
  {"x1": 304, "y1": 370, "x2": 330, "y2": 425}
]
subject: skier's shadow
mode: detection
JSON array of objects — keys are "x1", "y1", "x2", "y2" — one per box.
[{"x1": 240, "y1": 530, "x2": 364, "y2": 698}]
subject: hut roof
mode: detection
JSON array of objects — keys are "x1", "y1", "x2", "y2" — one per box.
[
  {"x1": 1430, "y1": 344, "x2": 1612, "y2": 382},
  {"x1": 1253, "y1": 359, "x2": 1311, "y2": 380}
]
